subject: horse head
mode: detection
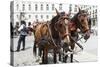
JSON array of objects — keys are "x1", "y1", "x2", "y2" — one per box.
[
  {"x1": 75, "y1": 7, "x2": 91, "y2": 40},
  {"x1": 51, "y1": 8, "x2": 71, "y2": 46}
]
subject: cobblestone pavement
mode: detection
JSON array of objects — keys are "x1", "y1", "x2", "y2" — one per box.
[{"x1": 11, "y1": 35, "x2": 97, "y2": 66}]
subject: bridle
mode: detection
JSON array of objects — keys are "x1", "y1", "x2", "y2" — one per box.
[
  {"x1": 55, "y1": 16, "x2": 70, "y2": 38},
  {"x1": 47, "y1": 23, "x2": 57, "y2": 47},
  {"x1": 47, "y1": 15, "x2": 70, "y2": 48},
  {"x1": 77, "y1": 13, "x2": 89, "y2": 33},
  {"x1": 76, "y1": 13, "x2": 90, "y2": 42}
]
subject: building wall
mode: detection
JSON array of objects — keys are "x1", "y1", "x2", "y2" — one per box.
[{"x1": 11, "y1": 0, "x2": 97, "y2": 27}]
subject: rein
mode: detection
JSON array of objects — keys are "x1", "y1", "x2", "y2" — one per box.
[
  {"x1": 70, "y1": 35, "x2": 84, "y2": 50},
  {"x1": 47, "y1": 23, "x2": 57, "y2": 47}
]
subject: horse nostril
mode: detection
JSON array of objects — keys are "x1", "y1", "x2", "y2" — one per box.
[
  {"x1": 84, "y1": 33, "x2": 90, "y2": 40},
  {"x1": 81, "y1": 19, "x2": 84, "y2": 22}
]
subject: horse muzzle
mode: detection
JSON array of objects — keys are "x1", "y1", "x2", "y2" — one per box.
[{"x1": 84, "y1": 30, "x2": 90, "y2": 40}]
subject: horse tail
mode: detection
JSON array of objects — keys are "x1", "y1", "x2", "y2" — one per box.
[{"x1": 33, "y1": 43, "x2": 37, "y2": 56}]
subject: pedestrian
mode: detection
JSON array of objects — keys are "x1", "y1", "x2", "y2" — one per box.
[
  {"x1": 15, "y1": 22, "x2": 19, "y2": 36},
  {"x1": 28, "y1": 22, "x2": 32, "y2": 35},
  {"x1": 16, "y1": 20, "x2": 28, "y2": 52}
]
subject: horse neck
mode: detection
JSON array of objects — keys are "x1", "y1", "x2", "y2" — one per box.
[
  {"x1": 69, "y1": 15, "x2": 79, "y2": 38},
  {"x1": 49, "y1": 23, "x2": 60, "y2": 40},
  {"x1": 71, "y1": 13, "x2": 81, "y2": 29}
]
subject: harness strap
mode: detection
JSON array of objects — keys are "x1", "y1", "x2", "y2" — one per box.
[
  {"x1": 69, "y1": 21, "x2": 77, "y2": 31},
  {"x1": 47, "y1": 23, "x2": 57, "y2": 47},
  {"x1": 70, "y1": 35, "x2": 83, "y2": 50}
]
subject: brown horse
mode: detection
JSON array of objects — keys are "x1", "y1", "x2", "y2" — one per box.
[
  {"x1": 33, "y1": 9, "x2": 71, "y2": 64},
  {"x1": 63, "y1": 7, "x2": 91, "y2": 63}
]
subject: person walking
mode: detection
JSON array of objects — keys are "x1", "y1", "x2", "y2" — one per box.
[
  {"x1": 16, "y1": 21, "x2": 28, "y2": 52},
  {"x1": 28, "y1": 22, "x2": 32, "y2": 35}
]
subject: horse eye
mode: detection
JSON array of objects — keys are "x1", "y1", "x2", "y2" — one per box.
[{"x1": 59, "y1": 23, "x2": 62, "y2": 27}]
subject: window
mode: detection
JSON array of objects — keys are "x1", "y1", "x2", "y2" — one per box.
[
  {"x1": 16, "y1": 14, "x2": 18, "y2": 18},
  {"x1": 52, "y1": 4, "x2": 54, "y2": 10},
  {"x1": 89, "y1": 12, "x2": 91, "y2": 15},
  {"x1": 74, "y1": 8, "x2": 77, "y2": 12},
  {"x1": 90, "y1": 7, "x2": 91, "y2": 10},
  {"x1": 22, "y1": 4, "x2": 25, "y2": 11},
  {"x1": 93, "y1": 6, "x2": 95, "y2": 8},
  {"x1": 69, "y1": 4, "x2": 72, "y2": 12},
  {"x1": 16, "y1": 4, "x2": 19, "y2": 11},
  {"x1": 46, "y1": 4, "x2": 49, "y2": 10},
  {"x1": 35, "y1": 4, "x2": 38, "y2": 11},
  {"x1": 59, "y1": 4, "x2": 62, "y2": 10},
  {"x1": 41, "y1": 4, "x2": 43, "y2": 10},
  {"x1": 29, "y1": 15, "x2": 31, "y2": 18},
  {"x1": 29, "y1": 4, "x2": 31, "y2": 11},
  {"x1": 95, "y1": 9, "x2": 97, "y2": 13},
  {"x1": 35, "y1": 15, "x2": 38, "y2": 19},
  {"x1": 41, "y1": 15, "x2": 43, "y2": 19},
  {"x1": 74, "y1": 5, "x2": 77, "y2": 12},
  {"x1": 95, "y1": 14, "x2": 97, "y2": 19},
  {"x1": 46, "y1": 15, "x2": 49, "y2": 19},
  {"x1": 93, "y1": 10, "x2": 94, "y2": 14}
]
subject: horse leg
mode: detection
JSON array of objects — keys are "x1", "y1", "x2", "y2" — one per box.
[
  {"x1": 59, "y1": 52, "x2": 61, "y2": 61},
  {"x1": 42, "y1": 49, "x2": 44, "y2": 64},
  {"x1": 38, "y1": 48, "x2": 42, "y2": 57},
  {"x1": 53, "y1": 49, "x2": 57, "y2": 63},
  {"x1": 65, "y1": 54, "x2": 68, "y2": 63},
  {"x1": 54, "y1": 52, "x2": 57, "y2": 63},
  {"x1": 71, "y1": 54, "x2": 73, "y2": 62},
  {"x1": 42, "y1": 48, "x2": 48, "y2": 64},
  {"x1": 70, "y1": 43, "x2": 75, "y2": 63},
  {"x1": 63, "y1": 48, "x2": 65, "y2": 62},
  {"x1": 63, "y1": 51, "x2": 68, "y2": 63},
  {"x1": 44, "y1": 48, "x2": 48, "y2": 64},
  {"x1": 33, "y1": 41, "x2": 37, "y2": 56}
]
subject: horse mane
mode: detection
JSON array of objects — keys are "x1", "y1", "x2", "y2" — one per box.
[
  {"x1": 49, "y1": 15, "x2": 60, "y2": 39},
  {"x1": 88, "y1": 18, "x2": 91, "y2": 29},
  {"x1": 71, "y1": 13, "x2": 79, "y2": 23},
  {"x1": 51, "y1": 15, "x2": 60, "y2": 25},
  {"x1": 71, "y1": 10, "x2": 87, "y2": 23}
]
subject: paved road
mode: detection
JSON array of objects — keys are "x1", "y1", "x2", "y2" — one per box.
[{"x1": 11, "y1": 34, "x2": 98, "y2": 66}]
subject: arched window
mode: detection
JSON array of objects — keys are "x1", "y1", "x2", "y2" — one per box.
[
  {"x1": 46, "y1": 4, "x2": 49, "y2": 10},
  {"x1": 22, "y1": 4, "x2": 25, "y2": 11},
  {"x1": 69, "y1": 4, "x2": 72, "y2": 12},
  {"x1": 16, "y1": 4, "x2": 19, "y2": 11},
  {"x1": 41, "y1": 4, "x2": 43, "y2": 10},
  {"x1": 16, "y1": 14, "x2": 19, "y2": 18},
  {"x1": 41, "y1": 15, "x2": 43, "y2": 19},
  {"x1": 95, "y1": 9, "x2": 97, "y2": 13},
  {"x1": 29, "y1": 15, "x2": 31, "y2": 18},
  {"x1": 59, "y1": 3, "x2": 62, "y2": 10},
  {"x1": 46, "y1": 15, "x2": 49, "y2": 19},
  {"x1": 35, "y1": 15, "x2": 38, "y2": 19},
  {"x1": 35, "y1": 4, "x2": 38, "y2": 11},
  {"x1": 52, "y1": 4, "x2": 54, "y2": 10},
  {"x1": 29, "y1": 4, "x2": 31, "y2": 11},
  {"x1": 74, "y1": 5, "x2": 77, "y2": 12}
]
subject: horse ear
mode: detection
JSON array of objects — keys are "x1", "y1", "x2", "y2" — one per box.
[
  {"x1": 68, "y1": 12, "x2": 71, "y2": 16},
  {"x1": 55, "y1": 8, "x2": 59, "y2": 15},
  {"x1": 78, "y1": 7, "x2": 81, "y2": 12}
]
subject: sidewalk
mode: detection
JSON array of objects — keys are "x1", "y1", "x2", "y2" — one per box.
[{"x1": 11, "y1": 35, "x2": 98, "y2": 66}]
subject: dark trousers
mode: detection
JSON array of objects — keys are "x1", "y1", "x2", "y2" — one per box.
[{"x1": 17, "y1": 35, "x2": 26, "y2": 50}]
